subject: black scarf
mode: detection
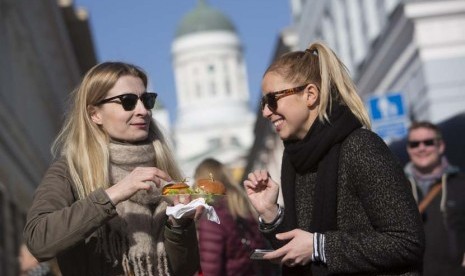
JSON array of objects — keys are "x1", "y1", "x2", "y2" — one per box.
[{"x1": 281, "y1": 105, "x2": 362, "y2": 275}]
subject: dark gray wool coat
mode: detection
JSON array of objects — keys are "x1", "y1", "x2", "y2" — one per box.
[{"x1": 266, "y1": 129, "x2": 425, "y2": 275}]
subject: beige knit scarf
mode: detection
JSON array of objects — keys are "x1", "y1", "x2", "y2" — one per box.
[{"x1": 98, "y1": 141, "x2": 170, "y2": 276}]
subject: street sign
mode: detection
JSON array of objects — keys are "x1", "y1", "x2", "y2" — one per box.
[{"x1": 366, "y1": 92, "x2": 408, "y2": 143}]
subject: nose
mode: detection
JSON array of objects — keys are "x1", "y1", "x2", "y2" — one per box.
[
  {"x1": 417, "y1": 143, "x2": 428, "y2": 150},
  {"x1": 262, "y1": 104, "x2": 273, "y2": 118},
  {"x1": 133, "y1": 98, "x2": 150, "y2": 115}
]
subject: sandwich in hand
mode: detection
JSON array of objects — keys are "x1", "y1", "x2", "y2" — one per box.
[
  {"x1": 194, "y1": 173, "x2": 226, "y2": 195},
  {"x1": 162, "y1": 180, "x2": 191, "y2": 195}
]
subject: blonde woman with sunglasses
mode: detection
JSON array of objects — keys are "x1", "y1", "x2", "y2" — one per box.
[
  {"x1": 243, "y1": 42, "x2": 424, "y2": 275},
  {"x1": 24, "y1": 62, "x2": 202, "y2": 275}
]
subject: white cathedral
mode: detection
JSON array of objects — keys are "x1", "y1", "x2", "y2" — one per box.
[{"x1": 169, "y1": 0, "x2": 255, "y2": 178}]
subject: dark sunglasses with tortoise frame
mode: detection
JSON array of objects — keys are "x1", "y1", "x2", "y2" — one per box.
[{"x1": 260, "y1": 84, "x2": 309, "y2": 112}]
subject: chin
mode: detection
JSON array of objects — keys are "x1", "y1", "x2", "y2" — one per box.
[
  {"x1": 119, "y1": 134, "x2": 149, "y2": 143},
  {"x1": 278, "y1": 133, "x2": 290, "y2": 141},
  {"x1": 280, "y1": 131, "x2": 300, "y2": 141}
]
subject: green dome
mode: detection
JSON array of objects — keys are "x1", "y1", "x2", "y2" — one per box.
[{"x1": 175, "y1": 0, "x2": 236, "y2": 38}]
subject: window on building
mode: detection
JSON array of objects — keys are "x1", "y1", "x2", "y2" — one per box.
[
  {"x1": 322, "y1": 11, "x2": 336, "y2": 49},
  {"x1": 236, "y1": 55, "x2": 242, "y2": 65},
  {"x1": 225, "y1": 79, "x2": 231, "y2": 95},
  {"x1": 196, "y1": 83, "x2": 201, "y2": 98},
  {"x1": 376, "y1": 0, "x2": 387, "y2": 29},
  {"x1": 230, "y1": 136, "x2": 240, "y2": 147},
  {"x1": 210, "y1": 81, "x2": 216, "y2": 96},
  {"x1": 208, "y1": 138, "x2": 220, "y2": 148}
]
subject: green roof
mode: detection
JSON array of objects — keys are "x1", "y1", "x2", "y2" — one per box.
[{"x1": 175, "y1": 0, "x2": 236, "y2": 38}]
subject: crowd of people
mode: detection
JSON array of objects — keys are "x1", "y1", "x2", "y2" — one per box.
[{"x1": 18, "y1": 41, "x2": 464, "y2": 276}]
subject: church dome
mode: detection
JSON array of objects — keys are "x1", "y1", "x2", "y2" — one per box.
[{"x1": 175, "y1": 0, "x2": 236, "y2": 38}]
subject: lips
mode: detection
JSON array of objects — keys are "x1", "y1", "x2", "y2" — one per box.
[
  {"x1": 272, "y1": 118, "x2": 284, "y2": 132},
  {"x1": 131, "y1": 122, "x2": 148, "y2": 129}
]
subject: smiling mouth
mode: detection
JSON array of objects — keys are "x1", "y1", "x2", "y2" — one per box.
[{"x1": 273, "y1": 118, "x2": 284, "y2": 128}]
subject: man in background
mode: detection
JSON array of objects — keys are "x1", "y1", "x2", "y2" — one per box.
[{"x1": 405, "y1": 121, "x2": 465, "y2": 276}]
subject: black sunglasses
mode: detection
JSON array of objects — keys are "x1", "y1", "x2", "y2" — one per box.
[
  {"x1": 95, "y1": 92, "x2": 157, "y2": 111},
  {"x1": 260, "y1": 84, "x2": 309, "y2": 112},
  {"x1": 407, "y1": 138, "x2": 438, "y2": 149}
]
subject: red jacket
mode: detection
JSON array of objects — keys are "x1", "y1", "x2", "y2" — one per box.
[{"x1": 197, "y1": 199, "x2": 273, "y2": 276}]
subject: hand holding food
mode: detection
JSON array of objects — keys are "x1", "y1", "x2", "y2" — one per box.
[{"x1": 162, "y1": 174, "x2": 226, "y2": 205}]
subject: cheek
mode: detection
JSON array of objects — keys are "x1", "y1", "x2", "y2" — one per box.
[
  {"x1": 101, "y1": 112, "x2": 130, "y2": 131},
  {"x1": 288, "y1": 104, "x2": 311, "y2": 123},
  {"x1": 106, "y1": 109, "x2": 130, "y2": 122}
]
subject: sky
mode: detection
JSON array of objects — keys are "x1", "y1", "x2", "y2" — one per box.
[{"x1": 73, "y1": 0, "x2": 292, "y2": 123}]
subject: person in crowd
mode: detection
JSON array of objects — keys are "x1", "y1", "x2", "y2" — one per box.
[
  {"x1": 243, "y1": 41, "x2": 425, "y2": 275},
  {"x1": 405, "y1": 121, "x2": 465, "y2": 276},
  {"x1": 194, "y1": 158, "x2": 277, "y2": 276},
  {"x1": 23, "y1": 62, "x2": 202, "y2": 276},
  {"x1": 18, "y1": 243, "x2": 61, "y2": 276}
]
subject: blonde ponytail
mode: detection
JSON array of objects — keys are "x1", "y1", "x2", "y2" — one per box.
[{"x1": 308, "y1": 42, "x2": 371, "y2": 129}]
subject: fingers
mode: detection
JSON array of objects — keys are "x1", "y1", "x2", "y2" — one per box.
[
  {"x1": 246, "y1": 170, "x2": 269, "y2": 185},
  {"x1": 265, "y1": 246, "x2": 308, "y2": 267},
  {"x1": 244, "y1": 170, "x2": 271, "y2": 193},
  {"x1": 150, "y1": 168, "x2": 172, "y2": 187},
  {"x1": 263, "y1": 247, "x2": 286, "y2": 261},
  {"x1": 275, "y1": 229, "x2": 297, "y2": 241},
  {"x1": 257, "y1": 169, "x2": 270, "y2": 182},
  {"x1": 172, "y1": 194, "x2": 191, "y2": 205},
  {"x1": 132, "y1": 167, "x2": 172, "y2": 187},
  {"x1": 284, "y1": 260, "x2": 297, "y2": 267},
  {"x1": 194, "y1": 205, "x2": 205, "y2": 221},
  {"x1": 263, "y1": 230, "x2": 314, "y2": 267}
]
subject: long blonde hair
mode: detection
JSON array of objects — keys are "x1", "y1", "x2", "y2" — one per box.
[
  {"x1": 52, "y1": 62, "x2": 182, "y2": 199},
  {"x1": 194, "y1": 158, "x2": 256, "y2": 220},
  {"x1": 265, "y1": 41, "x2": 371, "y2": 129}
]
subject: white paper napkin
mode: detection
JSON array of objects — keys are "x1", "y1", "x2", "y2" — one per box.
[{"x1": 166, "y1": 197, "x2": 220, "y2": 224}]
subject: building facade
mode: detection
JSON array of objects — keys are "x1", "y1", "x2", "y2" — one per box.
[
  {"x1": 171, "y1": 0, "x2": 255, "y2": 178},
  {"x1": 243, "y1": 0, "x2": 465, "y2": 201},
  {"x1": 0, "y1": 0, "x2": 96, "y2": 274},
  {"x1": 290, "y1": 0, "x2": 465, "y2": 125}
]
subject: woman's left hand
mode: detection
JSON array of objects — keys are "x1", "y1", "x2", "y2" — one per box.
[
  {"x1": 263, "y1": 229, "x2": 314, "y2": 267},
  {"x1": 168, "y1": 195, "x2": 205, "y2": 227}
]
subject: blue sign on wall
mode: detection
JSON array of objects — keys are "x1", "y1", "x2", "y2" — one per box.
[
  {"x1": 366, "y1": 92, "x2": 408, "y2": 143},
  {"x1": 368, "y1": 93, "x2": 405, "y2": 121}
]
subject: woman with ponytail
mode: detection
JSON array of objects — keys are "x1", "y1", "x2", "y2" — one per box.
[
  {"x1": 243, "y1": 42, "x2": 424, "y2": 275},
  {"x1": 24, "y1": 62, "x2": 202, "y2": 275}
]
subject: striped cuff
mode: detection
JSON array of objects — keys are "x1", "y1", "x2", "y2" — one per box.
[{"x1": 312, "y1": 232, "x2": 327, "y2": 264}]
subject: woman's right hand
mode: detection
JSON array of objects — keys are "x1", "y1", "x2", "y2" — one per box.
[
  {"x1": 243, "y1": 169, "x2": 280, "y2": 222},
  {"x1": 105, "y1": 167, "x2": 171, "y2": 205}
]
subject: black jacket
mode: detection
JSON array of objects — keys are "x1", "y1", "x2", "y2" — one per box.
[
  {"x1": 266, "y1": 129, "x2": 424, "y2": 275},
  {"x1": 406, "y1": 164, "x2": 465, "y2": 276}
]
